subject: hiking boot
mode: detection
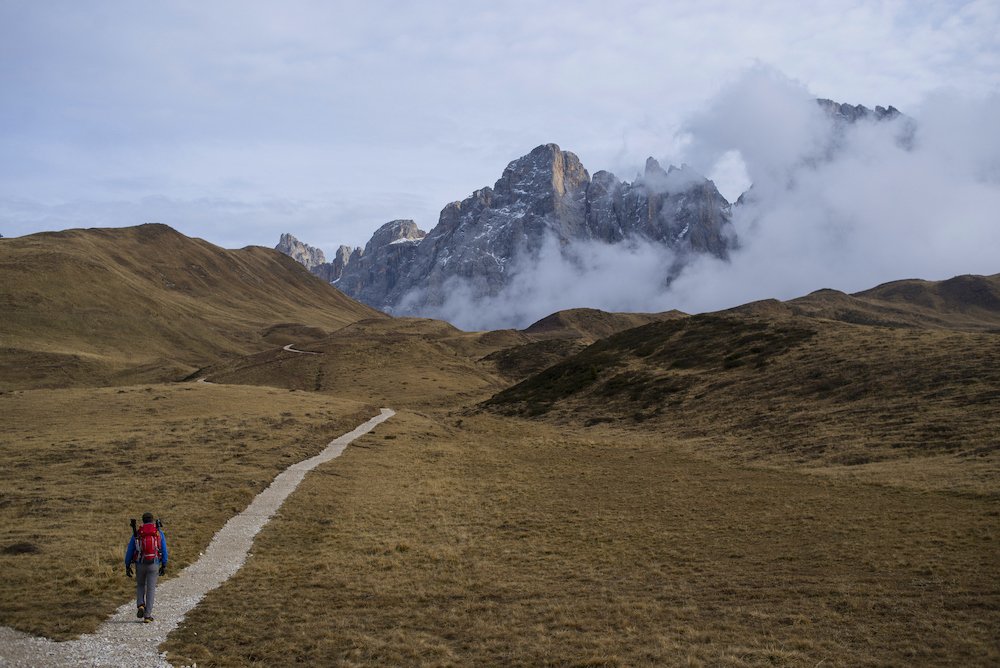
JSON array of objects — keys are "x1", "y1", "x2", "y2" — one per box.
[
  {"x1": 136, "y1": 605, "x2": 145, "y2": 619},
  {"x1": 143, "y1": 616, "x2": 154, "y2": 623}
]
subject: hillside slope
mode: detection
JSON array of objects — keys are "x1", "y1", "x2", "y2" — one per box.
[
  {"x1": 730, "y1": 273, "x2": 1000, "y2": 331},
  {"x1": 0, "y1": 224, "x2": 382, "y2": 389},
  {"x1": 486, "y1": 273, "x2": 1000, "y2": 493},
  {"x1": 478, "y1": 308, "x2": 685, "y2": 381},
  {"x1": 197, "y1": 317, "x2": 511, "y2": 408},
  {"x1": 522, "y1": 307, "x2": 685, "y2": 342}
]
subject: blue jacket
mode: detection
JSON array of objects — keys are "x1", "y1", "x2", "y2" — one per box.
[{"x1": 124, "y1": 530, "x2": 168, "y2": 567}]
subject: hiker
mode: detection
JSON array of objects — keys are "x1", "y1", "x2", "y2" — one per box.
[{"x1": 124, "y1": 512, "x2": 168, "y2": 623}]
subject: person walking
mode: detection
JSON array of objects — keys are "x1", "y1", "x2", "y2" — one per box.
[{"x1": 125, "y1": 512, "x2": 168, "y2": 623}]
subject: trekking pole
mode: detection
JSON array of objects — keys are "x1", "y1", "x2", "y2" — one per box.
[{"x1": 127, "y1": 518, "x2": 137, "y2": 578}]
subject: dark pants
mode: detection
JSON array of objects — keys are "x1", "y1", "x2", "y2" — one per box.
[{"x1": 135, "y1": 560, "x2": 159, "y2": 617}]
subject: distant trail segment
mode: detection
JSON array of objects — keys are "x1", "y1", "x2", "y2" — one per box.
[
  {"x1": 0, "y1": 408, "x2": 395, "y2": 668},
  {"x1": 283, "y1": 343, "x2": 320, "y2": 355},
  {"x1": 193, "y1": 342, "x2": 318, "y2": 383}
]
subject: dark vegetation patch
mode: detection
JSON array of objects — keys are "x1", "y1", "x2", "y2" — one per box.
[
  {"x1": 486, "y1": 315, "x2": 816, "y2": 416},
  {"x1": 2, "y1": 542, "x2": 40, "y2": 555},
  {"x1": 481, "y1": 339, "x2": 587, "y2": 380}
]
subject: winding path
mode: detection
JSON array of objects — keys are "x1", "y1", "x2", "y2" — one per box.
[
  {"x1": 0, "y1": 408, "x2": 395, "y2": 667},
  {"x1": 193, "y1": 342, "x2": 320, "y2": 384},
  {"x1": 282, "y1": 343, "x2": 320, "y2": 355}
]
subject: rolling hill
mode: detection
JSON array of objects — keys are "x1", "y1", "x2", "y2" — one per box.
[
  {"x1": 486, "y1": 273, "x2": 1000, "y2": 493},
  {"x1": 194, "y1": 317, "x2": 515, "y2": 408},
  {"x1": 521, "y1": 307, "x2": 685, "y2": 342},
  {"x1": 0, "y1": 224, "x2": 382, "y2": 389},
  {"x1": 480, "y1": 308, "x2": 684, "y2": 381},
  {"x1": 730, "y1": 273, "x2": 1000, "y2": 331}
]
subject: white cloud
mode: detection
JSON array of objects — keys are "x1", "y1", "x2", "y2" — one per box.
[
  {"x1": 414, "y1": 67, "x2": 1000, "y2": 329},
  {"x1": 0, "y1": 1, "x2": 997, "y2": 262},
  {"x1": 419, "y1": 236, "x2": 681, "y2": 331}
]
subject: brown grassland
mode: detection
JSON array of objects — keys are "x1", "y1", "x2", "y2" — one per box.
[
  {"x1": 0, "y1": 383, "x2": 374, "y2": 639},
  {"x1": 487, "y1": 314, "x2": 1000, "y2": 495},
  {"x1": 162, "y1": 411, "x2": 998, "y2": 667},
  {"x1": 0, "y1": 224, "x2": 380, "y2": 390},
  {"x1": 0, "y1": 227, "x2": 997, "y2": 666}
]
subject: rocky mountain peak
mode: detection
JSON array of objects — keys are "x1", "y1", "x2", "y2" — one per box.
[
  {"x1": 493, "y1": 143, "x2": 590, "y2": 213},
  {"x1": 286, "y1": 97, "x2": 907, "y2": 325},
  {"x1": 644, "y1": 157, "x2": 668, "y2": 182},
  {"x1": 276, "y1": 233, "x2": 326, "y2": 270},
  {"x1": 334, "y1": 245, "x2": 354, "y2": 266},
  {"x1": 327, "y1": 144, "x2": 734, "y2": 314},
  {"x1": 307, "y1": 142, "x2": 737, "y2": 316},
  {"x1": 309, "y1": 244, "x2": 358, "y2": 284},
  {"x1": 816, "y1": 98, "x2": 901, "y2": 123},
  {"x1": 365, "y1": 219, "x2": 426, "y2": 253}
]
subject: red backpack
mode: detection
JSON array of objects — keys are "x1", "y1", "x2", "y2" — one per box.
[{"x1": 136, "y1": 523, "x2": 161, "y2": 563}]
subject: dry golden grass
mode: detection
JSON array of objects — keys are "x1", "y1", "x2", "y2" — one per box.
[
  {"x1": 732, "y1": 273, "x2": 1000, "y2": 331},
  {"x1": 163, "y1": 411, "x2": 999, "y2": 667},
  {"x1": 0, "y1": 383, "x2": 375, "y2": 639},
  {"x1": 523, "y1": 307, "x2": 686, "y2": 342},
  {"x1": 195, "y1": 311, "x2": 695, "y2": 404},
  {"x1": 200, "y1": 317, "x2": 510, "y2": 409},
  {"x1": 489, "y1": 315, "x2": 1000, "y2": 495},
  {"x1": 0, "y1": 224, "x2": 380, "y2": 390}
]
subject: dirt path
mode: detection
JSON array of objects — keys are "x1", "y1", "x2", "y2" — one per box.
[
  {"x1": 0, "y1": 408, "x2": 395, "y2": 668},
  {"x1": 282, "y1": 343, "x2": 320, "y2": 355}
]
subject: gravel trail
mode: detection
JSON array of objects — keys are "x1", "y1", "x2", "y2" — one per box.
[
  {"x1": 0, "y1": 408, "x2": 395, "y2": 667},
  {"x1": 282, "y1": 343, "x2": 320, "y2": 355}
]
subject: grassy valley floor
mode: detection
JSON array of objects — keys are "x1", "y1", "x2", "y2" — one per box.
[{"x1": 163, "y1": 411, "x2": 999, "y2": 667}]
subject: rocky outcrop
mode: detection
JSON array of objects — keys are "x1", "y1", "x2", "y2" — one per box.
[
  {"x1": 377, "y1": 144, "x2": 596, "y2": 311},
  {"x1": 333, "y1": 220, "x2": 426, "y2": 308},
  {"x1": 275, "y1": 233, "x2": 326, "y2": 270},
  {"x1": 310, "y1": 245, "x2": 357, "y2": 283},
  {"x1": 816, "y1": 98, "x2": 914, "y2": 150},
  {"x1": 816, "y1": 98, "x2": 901, "y2": 123},
  {"x1": 586, "y1": 158, "x2": 732, "y2": 258}
]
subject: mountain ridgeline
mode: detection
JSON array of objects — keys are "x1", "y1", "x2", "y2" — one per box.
[
  {"x1": 280, "y1": 144, "x2": 733, "y2": 314},
  {"x1": 279, "y1": 98, "x2": 907, "y2": 319}
]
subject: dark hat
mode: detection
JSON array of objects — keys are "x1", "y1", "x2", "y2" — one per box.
[{"x1": 142, "y1": 512, "x2": 154, "y2": 523}]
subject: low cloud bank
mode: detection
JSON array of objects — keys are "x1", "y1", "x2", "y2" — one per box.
[
  {"x1": 416, "y1": 67, "x2": 1000, "y2": 331},
  {"x1": 417, "y1": 237, "x2": 681, "y2": 331}
]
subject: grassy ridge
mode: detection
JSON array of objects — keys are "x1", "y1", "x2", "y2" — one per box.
[
  {"x1": 486, "y1": 314, "x2": 1000, "y2": 493},
  {"x1": 486, "y1": 315, "x2": 818, "y2": 415},
  {"x1": 0, "y1": 224, "x2": 381, "y2": 389},
  {"x1": 522, "y1": 307, "x2": 685, "y2": 341},
  {"x1": 737, "y1": 273, "x2": 1000, "y2": 331}
]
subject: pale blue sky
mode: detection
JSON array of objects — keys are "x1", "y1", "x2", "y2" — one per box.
[{"x1": 1, "y1": 0, "x2": 997, "y2": 253}]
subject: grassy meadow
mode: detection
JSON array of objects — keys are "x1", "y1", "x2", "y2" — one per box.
[
  {"x1": 162, "y1": 411, "x2": 999, "y2": 666},
  {"x1": 0, "y1": 383, "x2": 374, "y2": 639},
  {"x1": 0, "y1": 225, "x2": 380, "y2": 390}
]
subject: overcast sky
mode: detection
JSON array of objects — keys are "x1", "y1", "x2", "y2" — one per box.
[{"x1": 1, "y1": 0, "x2": 998, "y2": 255}]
